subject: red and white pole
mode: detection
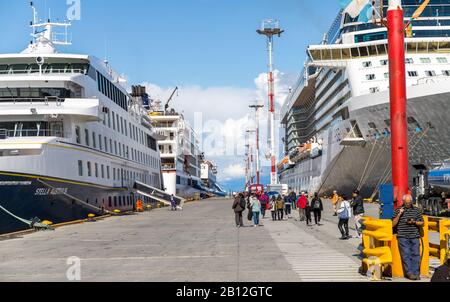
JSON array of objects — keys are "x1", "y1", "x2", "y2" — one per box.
[
  {"x1": 268, "y1": 36, "x2": 278, "y2": 185},
  {"x1": 387, "y1": 0, "x2": 409, "y2": 208},
  {"x1": 256, "y1": 108, "x2": 261, "y2": 185}
]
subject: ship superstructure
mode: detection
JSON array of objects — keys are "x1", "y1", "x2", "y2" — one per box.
[
  {"x1": 149, "y1": 96, "x2": 226, "y2": 199},
  {"x1": 279, "y1": 0, "x2": 450, "y2": 199}
]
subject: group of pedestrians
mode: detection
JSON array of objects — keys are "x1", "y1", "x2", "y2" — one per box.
[
  {"x1": 296, "y1": 192, "x2": 324, "y2": 226},
  {"x1": 232, "y1": 191, "x2": 299, "y2": 227},
  {"x1": 232, "y1": 192, "x2": 269, "y2": 228},
  {"x1": 333, "y1": 190, "x2": 365, "y2": 240}
]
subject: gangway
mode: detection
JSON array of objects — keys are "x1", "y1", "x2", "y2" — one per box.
[{"x1": 133, "y1": 181, "x2": 185, "y2": 210}]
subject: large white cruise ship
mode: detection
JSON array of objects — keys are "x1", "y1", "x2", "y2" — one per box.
[
  {"x1": 149, "y1": 101, "x2": 215, "y2": 199},
  {"x1": 279, "y1": 1, "x2": 450, "y2": 199},
  {"x1": 0, "y1": 13, "x2": 163, "y2": 234}
]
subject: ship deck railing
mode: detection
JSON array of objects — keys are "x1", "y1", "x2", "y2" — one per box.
[
  {"x1": 0, "y1": 129, "x2": 65, "y2": 139},
  {"x1": 162, "y1": 164, "x2": 176, "y2": 171},
  {"x1": 0, "y1": 97, "x2": 65, "y2": 104},
  {"x1": 0, "y1": 69, "x2": 87, "y2": 76}
]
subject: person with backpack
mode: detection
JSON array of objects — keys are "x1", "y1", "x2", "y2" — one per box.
[
  {"x1": 276, "y1": 195, "x2": 285, "y2": 221},
  {"x1": 337, "y1": 195, "x2": 352, "y2": 240},
  {"x1": 232, "y1": 193, "x2": 246, "y2": 228},
  {"x1": 259, "y1": 193, "x2": 269, "y2": 219},
  {"x1": 311, "y1": 192, "x2": 323, "y2": 226}
]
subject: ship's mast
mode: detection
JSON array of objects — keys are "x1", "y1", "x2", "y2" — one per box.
[{"x1": 28, "y1": 1, "x2": 72, "y2": 50}]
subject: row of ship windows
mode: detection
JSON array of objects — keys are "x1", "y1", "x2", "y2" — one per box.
[
  {"x1": 75, "y1": 126, "x2": 160, "y2": 168},
  {"x1": 77, "y1": 160, "x2": 156, "y2": 185},
  {"x1": 363, "y1": 57, "x2": 448, "y2": 68},
  {"x1": 101, "y1": 108, "x2": 157, "y2": 151},
  {"x1": 96, "y1": 71, "x2": 128, "y2": 112},
  {"x1": 366, "y1": 70, "x2": 450, "y2": 81}
]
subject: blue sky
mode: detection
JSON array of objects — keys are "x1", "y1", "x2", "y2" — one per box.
[{"x1": 0, "y1": 0, "x2": 341, "y2": 192}]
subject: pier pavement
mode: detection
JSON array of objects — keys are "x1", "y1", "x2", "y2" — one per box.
[{"x1": 0, "y1": 198, "x2": 434, "y2": 282}]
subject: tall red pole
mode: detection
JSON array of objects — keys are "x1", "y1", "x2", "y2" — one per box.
[{"x1": 387, "y1": 0, "x2": 409, "y2": 209}]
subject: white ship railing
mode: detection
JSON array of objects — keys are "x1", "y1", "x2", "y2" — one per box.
[
  {"x1": 0, "y1": 69, "x2": 87, "y2": 76},
  {"x1": 0, "y1": 97, "x2": 65, "y2": 104},
  {"x1": 0, "y1": 129, "x2": 65, "y2": 139}
]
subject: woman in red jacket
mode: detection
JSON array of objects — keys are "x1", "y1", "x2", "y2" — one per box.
[{"x1": 297, "y1": 192, "x2": 308, "y2": 222}]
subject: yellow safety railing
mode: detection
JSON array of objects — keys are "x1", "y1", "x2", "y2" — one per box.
[
  {"x1": 366, "y1": 215, "x2": 450, "y2": 279},
  {"x1": 361, "y1": 217, "x2": 393, "y2": 280}
]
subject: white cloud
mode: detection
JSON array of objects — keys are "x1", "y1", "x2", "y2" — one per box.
[
  {"x1": 221, "y1": 164, "x2": 246, "y2": 182},
  {"x1": 141, "y1": 70, "x2": 298, "y2": 185}
]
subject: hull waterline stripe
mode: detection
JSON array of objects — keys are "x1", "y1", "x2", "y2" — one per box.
[{"x1": 0, "y1": 171, "x2": 126, "y2": 190}]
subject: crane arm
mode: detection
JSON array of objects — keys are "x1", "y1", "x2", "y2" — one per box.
[{"x1": 165, "y1": 86, "x2": 179, "y2": 111}]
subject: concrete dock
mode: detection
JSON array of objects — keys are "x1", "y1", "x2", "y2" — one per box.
[{"x1": 0, "y1": 198, "x2": 433, "y2": 282}]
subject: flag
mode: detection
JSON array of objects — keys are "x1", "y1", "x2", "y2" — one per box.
[
  {"x1": 340, "y1": 0, "x2": 370, "y2": 18},
  {"x1": 358, "y1": 3, "x2": 374, "y2": 23}
]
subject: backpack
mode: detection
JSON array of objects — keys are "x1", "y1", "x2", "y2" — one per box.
[
  {"x1": 338, "y1": 204, "x2": 349, "y2": 220},
  {"x1": 239, "y1": 199, "x2": 246, "y2": 210},
  {"x1": 313, "y1": 199, "x2": 321, "y2": 210}
]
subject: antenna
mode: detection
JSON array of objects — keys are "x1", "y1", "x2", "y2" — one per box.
[{"x1": 28, "y1": 1, "x2": 72, "y2": 48}]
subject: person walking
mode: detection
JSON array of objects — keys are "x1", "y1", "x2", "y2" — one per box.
[
  {"x1": 283, "y1": 194, "x2": 291, "y2": 219},
  {"x1": 270, "y1": 196, "x2": 277, "y2": 221},
  {"x1": 305, "y1": 194, "x2": 313, "y2": 226},
  {"x1": 297, "y1": 192, "x2": 308, "y2": 222},
  {"x1": 291, "y1": 191, "x2": 297, "y2": 211},
  {"x1": 250, "y1": 194, "x2": 262, "y2": 227},
  {"x1": 392, "y1": 194, "x2": 424, "y2": 281},
  {"x1": 337, "y1": 195, "x2": 352, "y2": 240},
  {"x1": 232, "y1": 193, "x2": 246, "y2": 228},
  {"x1": 276, "y1": 195, "x2": 285, "y2": 221},
  {"x1": 259, "y1": 192, "x2": 269, "y2": 219},
  {"x1": 170, "y1": 195, "x2": 177, "y2": 211},
  {"x1": 331, "y1": 190, "x2": 339, "y2": 216},
  {"x1": 311, "y1": 192, "x2": 324, "y2": 226},
  {"x1": 351, "y1": 190, "x2": 365, "y2": 238}
]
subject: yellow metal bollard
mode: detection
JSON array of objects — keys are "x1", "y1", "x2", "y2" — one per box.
[
  {"x1": 361, "y1": 218, "x2": 393, "y2": 280},
  {"x1": 420, "y1": 216, "x2": 430, "y2": 277},
  {"x1": 390, "y1": 235, "x2": 405, "y2": 278}
]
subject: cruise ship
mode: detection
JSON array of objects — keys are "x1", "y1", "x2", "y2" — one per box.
[
  {"x1": 279, "y1": 0, "x2": 450, "y2": 199},
  {"x1": 149, "y1": 98, "x2": 225, "y2": 199},
  {"x1": 201, "y1": 160, "x2": 227, "y2": 197},
  {"x1": 0, "y1": 11, "x2": 163, "y2": 234}
]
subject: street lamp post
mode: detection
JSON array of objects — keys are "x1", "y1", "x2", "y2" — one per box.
[
  {"x1": 257, "y1": 20, "x2": 284, "y2": 186},
  {"x1": 246, "y1": 129, "x2": 256, "y2": 187},
  {"x1": 387, "y1": 0, "x2": 409, "y2": 208},
  {"x1": 250, "y1": 103, "x2": 264, "y2": 186}
]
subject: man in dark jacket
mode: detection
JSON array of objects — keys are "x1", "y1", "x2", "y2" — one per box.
[
  {"x1": 351, "y1": 190, "x2": 365, "y2": 238},
  {"x1": 311, "y1": 193, "x2": 323, "y2": 225},
  {"x1": 232, "y1": 193, "x2": 246, "y2": 228}
]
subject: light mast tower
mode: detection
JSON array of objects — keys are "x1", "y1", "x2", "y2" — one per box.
[
  {"x1": 257, "y1": 20, "x2": 284, "y2": 185},
  {"x1": 249, "y1": 103, "x2": 264, "y2": 186}
]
